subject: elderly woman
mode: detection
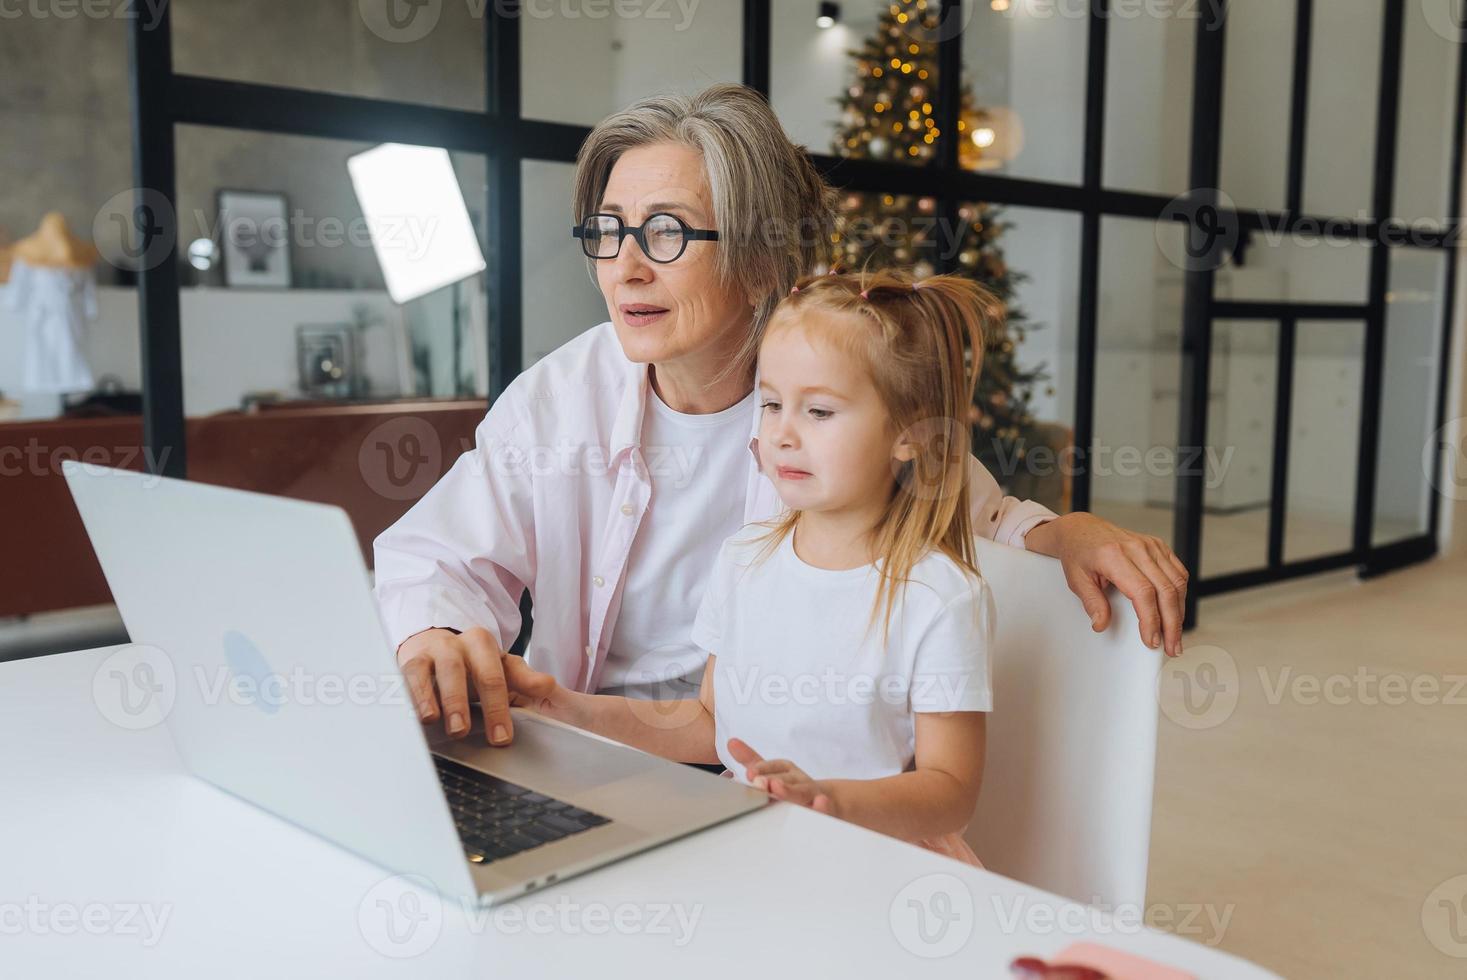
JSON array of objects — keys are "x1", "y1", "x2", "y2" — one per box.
[{"x1": 373, "y1": 83, "x2": 1188, "y2": 748}]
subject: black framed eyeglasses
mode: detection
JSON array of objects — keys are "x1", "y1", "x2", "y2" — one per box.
[{"x1": 572, "y1": 212, "x2": 719, "y2": 263}]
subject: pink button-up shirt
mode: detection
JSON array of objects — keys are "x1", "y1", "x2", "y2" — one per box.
[{"x1": 372, "y1": 321, "x2": 1057, "y2": 693}]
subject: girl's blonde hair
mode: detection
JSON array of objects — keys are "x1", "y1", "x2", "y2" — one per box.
[{"x1": 752, "y1": 267, "x2": 1004, "y2": 645}]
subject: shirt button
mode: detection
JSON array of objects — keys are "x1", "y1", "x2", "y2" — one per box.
[
  {"x1": 585, "y1": 644, "x2": 594, "y2": 659},
  {"x1": 620, "y1": 504, "x2": 633, "y2": 516},
  {"x1": 593, "y1": 575, "x2": 605, "y2": 587}
]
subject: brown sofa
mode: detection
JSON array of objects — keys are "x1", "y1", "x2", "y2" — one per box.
[{"x1": 1, "y1": 399, "x2": 486, "y2": 618}]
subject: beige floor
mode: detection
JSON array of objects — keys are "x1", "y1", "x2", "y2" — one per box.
[{"x1": 1146, "y1": 550, "x2": 1467, "y2": 978}]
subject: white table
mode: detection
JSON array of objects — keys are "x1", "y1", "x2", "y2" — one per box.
[{"x1": 1, "y1": 646, "x2": 1277, "y2": 978}]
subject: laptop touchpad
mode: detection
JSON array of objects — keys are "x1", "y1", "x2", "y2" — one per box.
[{"x1": 428, "y1": 708, "x2": 654, "y2": 795}]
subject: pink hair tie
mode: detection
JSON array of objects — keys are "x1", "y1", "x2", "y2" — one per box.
[
  {"x1": 789, "y1": 285, "x2": 800, "y2": 294},
  {"x1": 859, "y1": 288, "x2": 870, "y2": 299}
]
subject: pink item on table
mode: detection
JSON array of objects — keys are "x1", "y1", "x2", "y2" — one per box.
[{"x1": 1052, "y1": 941, "x2": 1196, "y2": 980}]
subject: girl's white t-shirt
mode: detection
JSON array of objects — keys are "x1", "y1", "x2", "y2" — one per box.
[{"x1": 691, "y1": 523, "x2": 995, "y2": 782}]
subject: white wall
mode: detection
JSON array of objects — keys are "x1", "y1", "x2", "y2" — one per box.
[
  {"x1": 522, "y1": 160, "x2": 614, "y2": 367},
  {"x1": 0, "y1": 285, "x2": 487, "y2": 420},
  {"x1": 771, "y1": 9, "x2": 883, "y2": 155},
  {"x1": 1104, "y1": 8, "x2": 1194, "y2": 195},
  {"x1": 1218, "y1": 0, "x2": 1293, "y2": 211}
]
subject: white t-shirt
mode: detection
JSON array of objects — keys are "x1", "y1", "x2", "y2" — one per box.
[
  {"x1": 691, "y1": 523, "x2": 995, "y2": 782},
  {"x1": 599, "y1": 384, "x2": 756, "y2": 700}
]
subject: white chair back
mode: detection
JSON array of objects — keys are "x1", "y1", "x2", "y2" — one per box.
[{"x1": 963, "y1": 536, "x2": 1162, "y2": 909}]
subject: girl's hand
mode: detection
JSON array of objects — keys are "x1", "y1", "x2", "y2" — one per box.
[{"x1": 725, "y1": 737, "x2": 838, "y2": 817}]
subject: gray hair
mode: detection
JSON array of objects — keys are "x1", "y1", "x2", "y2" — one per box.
[{"x1": 573, "y1": 83, "x2": 839, "y2": 374}]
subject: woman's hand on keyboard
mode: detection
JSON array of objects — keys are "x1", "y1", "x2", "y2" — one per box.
[{"x1": 398, "y1": 626, "x2": 518, "y2": 746}]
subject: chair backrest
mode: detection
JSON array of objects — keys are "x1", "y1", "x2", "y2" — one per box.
[{"x1": 963, "y1": 536, "x2": 1161, "y2": 909}]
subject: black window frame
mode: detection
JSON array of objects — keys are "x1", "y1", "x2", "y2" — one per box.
[{"x1": 126, "y1": 0, "x2": 1466, "y2": 628}]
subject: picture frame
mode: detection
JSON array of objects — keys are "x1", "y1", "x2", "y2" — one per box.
[{"x1": 217, "y1": 189, "x2": 292, "y2": 289}]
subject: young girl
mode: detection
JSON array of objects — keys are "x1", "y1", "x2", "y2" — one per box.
[{"x1": 505, "y1": 268, "x2": 1000, "y2": 866}]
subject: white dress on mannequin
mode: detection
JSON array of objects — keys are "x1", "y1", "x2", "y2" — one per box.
[{"x1": 3, "y1": 258, "x2": 96, "y2": 394}]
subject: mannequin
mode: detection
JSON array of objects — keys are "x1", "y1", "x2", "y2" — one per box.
[
  {"x1": 12, "y1": 212, "x2": 101, "y2": 269},
  {"x1": 2, "y1": 212, "x2": 100, "y2": 394}
]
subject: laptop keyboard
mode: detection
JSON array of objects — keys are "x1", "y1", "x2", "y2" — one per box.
[{"x1": 433, "y1": 755, "x2": 611, "y2": 865}]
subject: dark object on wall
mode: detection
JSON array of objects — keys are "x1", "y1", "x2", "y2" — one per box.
[
  {"x1": 62, "y1": 375, "x2": 143, "y2": 417},
  {"x1": 296, "y1": 323, "x2": 358, "y2": 399},
  {"x1": 217, "y1": 189, "x2": 292, "y2": 288}
]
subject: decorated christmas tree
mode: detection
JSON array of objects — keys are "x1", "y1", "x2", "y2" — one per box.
[{"x1": 818, "y1": 0, "x2": 1052, "y2": 481}]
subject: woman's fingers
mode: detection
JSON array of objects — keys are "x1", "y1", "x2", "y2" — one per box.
[
  {"x1": 394, "y1": 628, "x2": 572, "y2": 743},
  {"x1": 1090, "y1": 543, "x2": 1166, "y2": 652},
  {"x1": 430, "y1": 644, "x2": 472, "y2": 737},
  {"x1": 1146, "y1": 537, "x2": 1189, "y2": 656},
  {"x1": 461, "y1": 628, "x2": 513, "y2": 744},
  {"x1": 1130, "y1": 539, "x2": 1184, "y2": 658},
  {"x1": 397, "y1": 628, "x2": 455, "y2": 723},
  {"x1": 399, "y1": 653, "x2": 440, "y2": 724},
  {"x1": 1160, "y1": 542, "x2": 1191, "y2": 640}
]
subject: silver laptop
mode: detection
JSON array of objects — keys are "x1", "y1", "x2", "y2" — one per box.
[{"x1": 63, "y1": 461, "x2": 766, "y2": 906}]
